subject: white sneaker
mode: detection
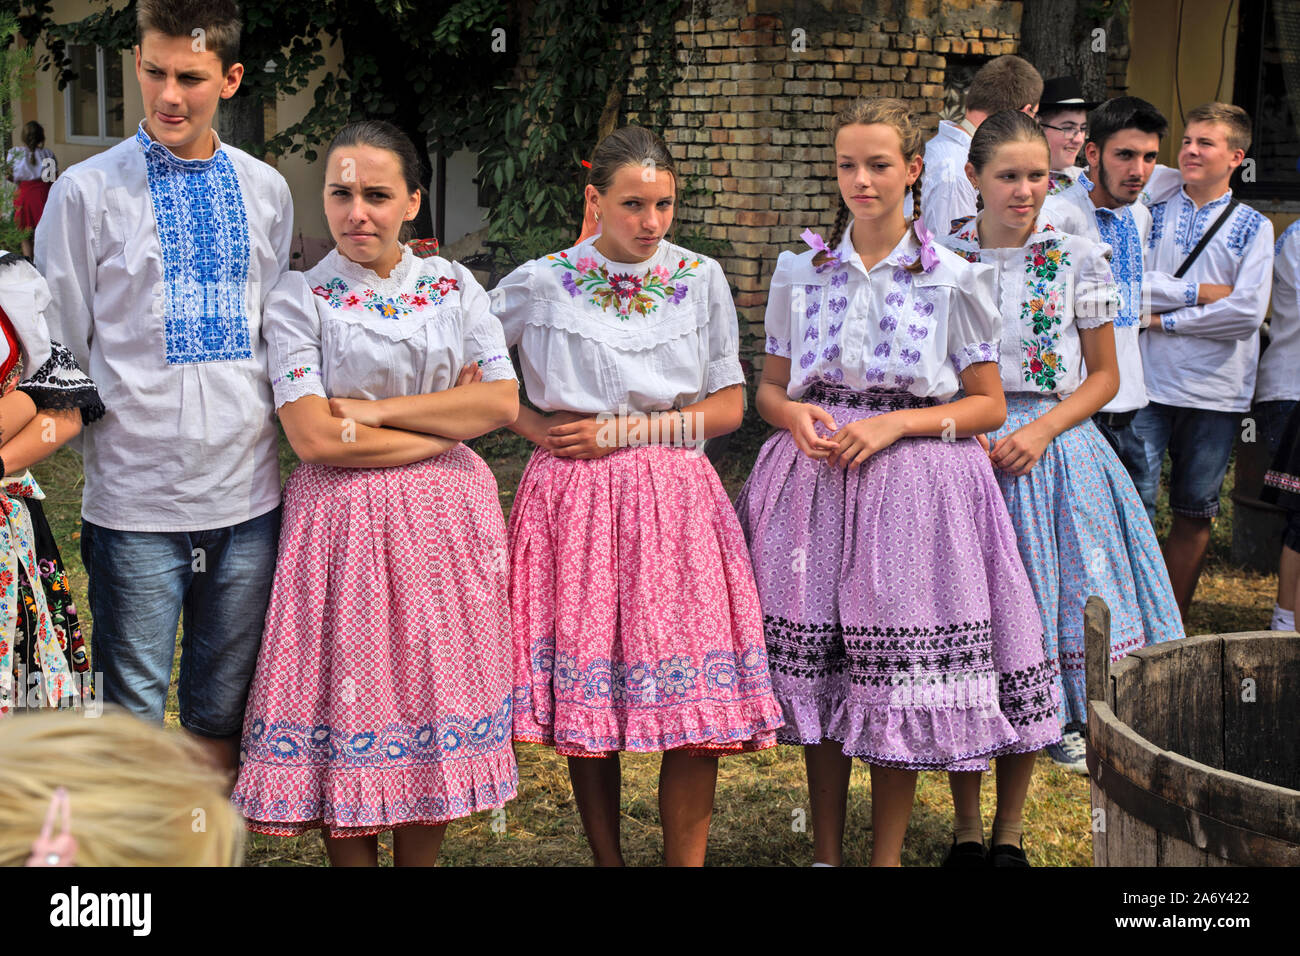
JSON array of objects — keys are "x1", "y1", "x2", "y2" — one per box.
[{"x1": 1045, "y1": 730, "x2": 1087, "y2": 773}]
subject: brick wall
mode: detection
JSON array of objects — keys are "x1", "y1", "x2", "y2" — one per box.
[{"x1": 614, "y1": 0, "x2": 1131, "y2": 376}]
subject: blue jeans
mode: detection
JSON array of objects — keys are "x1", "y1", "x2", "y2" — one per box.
[
  {"x1": 81, "y1": 508, "x2": 281, "y2": 737},
  {"x1": 1130, "y1": 402, "x2": 1241, "y2": 524},
  {"x1": 1092, "y1": 412, "x2": 1150, "y2": 499}
]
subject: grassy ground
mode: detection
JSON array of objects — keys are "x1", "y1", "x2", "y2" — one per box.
[{"x1": 30, "y1": 409, "x2": 1280, "y2": 867}]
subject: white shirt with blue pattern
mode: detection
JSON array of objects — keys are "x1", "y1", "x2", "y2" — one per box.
[{"x1": 1140, "y1": 169, "x2": 1273, "y2": 413}]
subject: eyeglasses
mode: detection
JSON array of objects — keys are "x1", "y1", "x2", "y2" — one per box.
[{"x1": 1040, "y1": 122, "x2": 1088, "y2": 137}]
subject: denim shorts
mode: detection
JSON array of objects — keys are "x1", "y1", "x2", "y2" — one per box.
[
  {"x1": 81, "y1": 508, "x2": 281, "y2": 737},
  {"x1": 1091, "y1": 412, "x2": 1151, "y2": 500},
  {"x1": 1130, "y1": 402, "x2": 1241, "y2": 522}
]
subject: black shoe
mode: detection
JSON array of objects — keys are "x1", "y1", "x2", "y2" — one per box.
[
  {"x1": 942, "y1": 840, "x2": 987, "y2": 867},
  {"x1": 988, "y1": 841, "x2": 1031, "y2": 867}
]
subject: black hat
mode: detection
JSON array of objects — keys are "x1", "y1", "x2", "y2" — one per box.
[{"x1": 1039, "y1": 76, "x2": 1101, "y2": 112}]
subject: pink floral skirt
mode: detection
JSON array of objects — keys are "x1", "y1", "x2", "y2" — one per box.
[
  {"x1": 231, "y1": 447, "x2": 517, "y2": 837},
  {"x1": 508, "y1": 444, "x2": 784, "y2": 757}
]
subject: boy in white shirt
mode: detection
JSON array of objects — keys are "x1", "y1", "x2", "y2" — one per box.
[
  {"x1": 1045, "y1": 96, "x2": 1168, "y2": 494},
  {"x1": 921, "y1": 55, "x2": 1042, "y2": 236},
  {"x1": 35, "y1": 0, "x2": 293, "y2": 780},
  {"x1": 1131, "y1": 103, "x2": 1274, "y2": 619}
]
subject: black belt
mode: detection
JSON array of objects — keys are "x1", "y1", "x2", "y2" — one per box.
[{"x1": 1093, "y1": 409, "x2": 1137, "y2": 429}]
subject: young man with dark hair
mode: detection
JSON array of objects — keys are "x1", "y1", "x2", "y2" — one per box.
[
  {"x1": 35, "y1": 0, "x2": 293, "y2": 782},
  {"x1": 920, "y1": 54, "x2": 1043, "y2": 235},
  {"x1": 1045, "y1": 96, "x2": 1168, "y2": 495},
  {"x1": 1132, "y1": 103, "x2": 1273, "y2": 619}
]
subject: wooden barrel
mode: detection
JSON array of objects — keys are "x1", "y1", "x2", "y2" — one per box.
[{"x1": 1084, "y1": 597, "x2": 1300, "y2": 866}]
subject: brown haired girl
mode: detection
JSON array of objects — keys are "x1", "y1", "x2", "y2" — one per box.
[
  {"x1": 938, "y1": 109, "x2": 1182, "y2": 857},
  {"x1": 489, "y1": 125, "x2": 784, "y2": 866},
  {"x1": 735, "y1": 97, "x2": 1059, "y2": 866},
  {"x1": 231, "y1": 120, "x2": 520, "y2": 866}
]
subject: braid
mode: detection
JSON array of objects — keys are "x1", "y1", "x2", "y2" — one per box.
[
  {"x1": 815, "y1": 203, "x2": 851, "y2": 268},
  {"x1": 903, "y1": 171, "x2": 927, "y2": 273}
]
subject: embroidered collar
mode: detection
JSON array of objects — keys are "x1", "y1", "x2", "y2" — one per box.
[
  {"x1": 328, "y1": 245, "x2": 420, "y2": 293},
  {"x1": 947, "y1": 211, "x2": 1058, "y2": 250},
  {"x1": 1077, "y1": 168, "x2": 1095, "y2": 192},
  {"x1": 833, "y1": 220, "x2": 929, "y2": 276},
  {"x1": 134, "y1": 120, "x2": 225, "y2": 170},
  {"x1": 548, "y1": 240, "x2": 699, "y2": 318},
  {"x1": 1177, "y1": 185, "x2": 1234, "y2": 214}
]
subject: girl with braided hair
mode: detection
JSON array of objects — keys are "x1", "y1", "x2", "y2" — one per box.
[{"x1": 735, "y1": 97, "x2": 1059, "y2": 867}]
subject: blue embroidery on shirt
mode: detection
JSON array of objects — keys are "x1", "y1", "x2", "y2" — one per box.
[
  {"x1": 1225, "y1": 207, "x2": 1264, "y2": 257},
  {"x1": 138, "y1": 124, "x2": 252, "y2": 364},
  {"x1": 1275, "y1": 219, "x2": 1300, "y2": 257},
  {"x1": 1172, "y1": 191, "x2": 1233, "y2": 256},
  {"x1": 1183, "y1": 282, "x2": 1197, "y2": 306},
  {"x1": 1095, "y1": 207, "x2": 1143, "y2": 328},
  {"x1": 1148, "y1": 202, "x2": 1167, "y2": 251}
]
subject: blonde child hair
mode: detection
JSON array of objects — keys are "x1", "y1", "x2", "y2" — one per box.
[{"x1": 0, "y1": 710, "x2": 244, "y2": 866}]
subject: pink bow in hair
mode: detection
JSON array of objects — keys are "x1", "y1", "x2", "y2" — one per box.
[
  {"x1": 914, "y1": 217, "x2": 940, "y2": 273},
  {"x1": 801, "y1": 229, "x2": 843, "y2": 272}
]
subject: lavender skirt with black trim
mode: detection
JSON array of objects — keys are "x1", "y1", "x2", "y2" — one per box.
[{"x1": 734, "y1": 383, "x2": 1061, "y2": 771}]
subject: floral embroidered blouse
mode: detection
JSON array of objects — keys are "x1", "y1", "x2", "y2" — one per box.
[
  {"x1": 764, "y1": 221, "x2": 1000, "y2": 402},
  {"x1": 487, "y1": 237, "x2": 745, "y2": 414},
  {"x1": 938, "y1": 213, "x2": 1120, "y2": 398},
  {"x1": 263, "y1": 247, "x2": 516, "y2": 409}
]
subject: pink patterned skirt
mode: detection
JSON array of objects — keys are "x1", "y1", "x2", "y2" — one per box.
[
  {"x1": 508, "y1": 444, "x2": 784, "y2": 756},
  {"x1": 231, "y1": 446, "x2": 517, "y2": 837}
]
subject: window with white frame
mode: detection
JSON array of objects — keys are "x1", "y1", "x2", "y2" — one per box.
[{"x1": 64, "y1": 44, "x2": 125, "y2": 145}]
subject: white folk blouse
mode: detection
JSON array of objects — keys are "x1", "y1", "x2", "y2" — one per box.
[
  {"x1": 764, "y1": 221, "x2": 1000, "y2": 402},
  {"x1": 939, "y1": 213, "x2": 1120, "y2": 398},
  {"x1": 264, "y1": 247, "x2": 516, "y2": 409},
  {"x1": 487, "y1": 237, "x2": 745, "y2": 414}
]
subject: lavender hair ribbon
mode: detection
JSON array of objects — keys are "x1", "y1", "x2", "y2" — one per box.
[
  {"x1": 914, "y1": 217, "x2": 940, "y2": 273},
  {"x1": 801, "y1": 228, "x2": 843, "y2": 272}
]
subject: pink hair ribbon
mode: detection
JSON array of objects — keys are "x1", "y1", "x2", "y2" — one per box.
[
  {"x1": 801, "y1": 229, "x2": 843, "y2": 272},
  {"x1": 914, "y1": 217, "x2": 940, "y2": 272}
]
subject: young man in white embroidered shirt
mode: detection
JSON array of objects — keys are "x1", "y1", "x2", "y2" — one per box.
[
  {"x1": 1045, "y1": 96, "x2": 1168, "y2": 497},
  {"x1": 920, "y1": 55, "x2": 1043, "y2": 237},
  {"x1": 34, "y1": 0, "x2": 292, "y2": 784},
  {"x1": 1130, "y1": 103, "x2": 1274, "y2": 620}
]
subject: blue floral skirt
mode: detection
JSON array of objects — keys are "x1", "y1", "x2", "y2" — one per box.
[{"x1": 989, "y1": 393, "x2": 1184, "y2": 728}]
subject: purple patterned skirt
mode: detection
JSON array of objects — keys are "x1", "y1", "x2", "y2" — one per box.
[{"x1": 734, "y1": 383, "x2": 1061, "y2": 770}]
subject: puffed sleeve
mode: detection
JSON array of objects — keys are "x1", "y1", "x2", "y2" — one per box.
[
  {"x1": 703, "y1": 258, "x2": 745, "y2": 393},
  {"x1": 946, "y1": 259, "x2": 1001, "y2": 373},
  {"x1": 763, "y1": 251, "x2": 796, "y2": 359},
  {"x1": 1073, "y1": 238, "x2": 1121, "y2": 330},
  {"x1": 33, "y1": 172, "x2": 94, "y2": 375},
  {"x1": 263, "y1": 271, "x2": 326, "y2": 409},
  {"x1": 486, "y1": 259, "x2": 534, "y2": 348},
  {"x1": 452, "y1": 261, "x2": 516, "y2": 385}
]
